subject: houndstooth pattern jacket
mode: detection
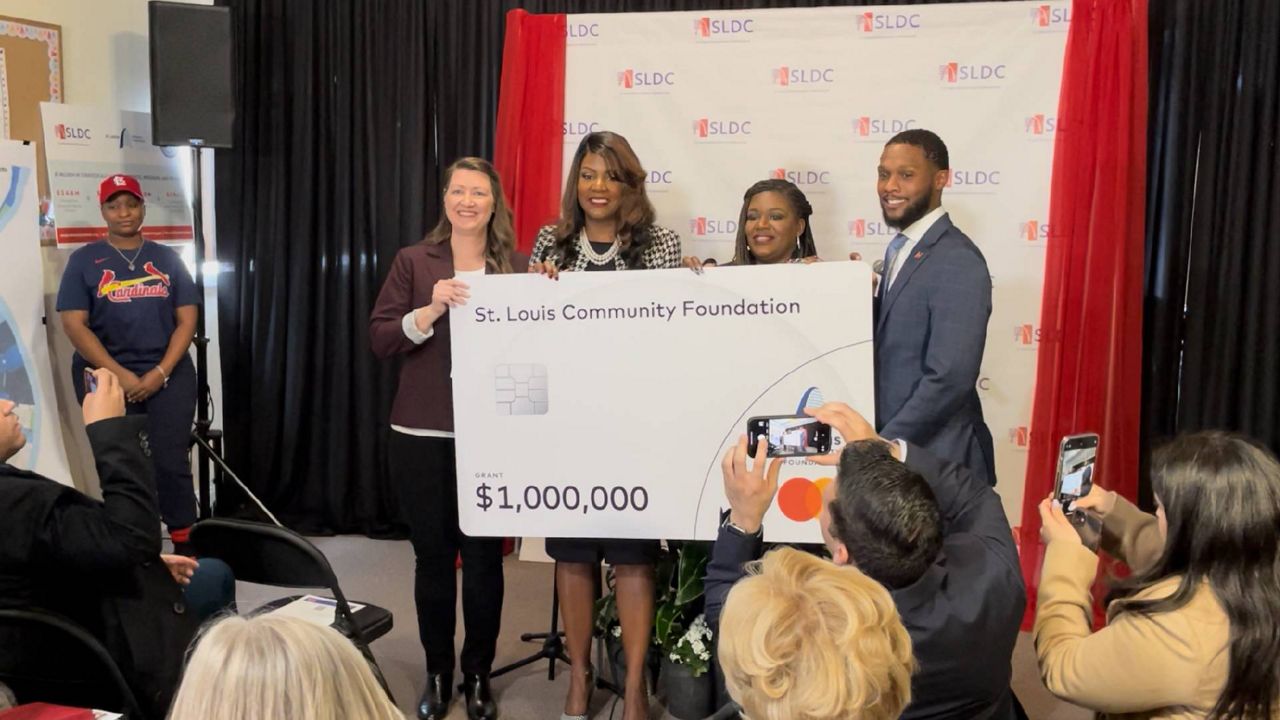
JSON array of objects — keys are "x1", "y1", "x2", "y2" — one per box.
[{"x1": 528, "y1": 223, "x2": 682, "y2": 271}]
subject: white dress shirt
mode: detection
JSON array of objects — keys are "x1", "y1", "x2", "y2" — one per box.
[{"x1": 886, "y1": 205, "x2": 947, "y2": 291}]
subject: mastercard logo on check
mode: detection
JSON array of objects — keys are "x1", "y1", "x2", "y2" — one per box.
[{"x1": 777, "y1": 475, "x2": 835, "y2": 522}]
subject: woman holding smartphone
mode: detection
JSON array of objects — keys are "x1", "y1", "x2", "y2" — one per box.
[
  {"x1": 530, "y1": 130, "x2": 681, "y2": 720},
  {"x1": 1036, "y1": 432, "x2": 1280, "y2": 718},
  {"x1": 370, "y1": 157, "x2": 525, "y2": 720},
  {"x1": 681, "y1": 178, "x2": 818, "y2": 269}
]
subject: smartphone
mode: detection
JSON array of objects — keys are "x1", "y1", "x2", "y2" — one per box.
[
  {"x1": 83, "y1": 367, "x2": 99, "y2": 394},
  {"x1": 746, "y1": 415, "x2": 832, "y2": 458},
  {"x1": 1053, "y1": 433, "x2": 1099, "y2": 508}
]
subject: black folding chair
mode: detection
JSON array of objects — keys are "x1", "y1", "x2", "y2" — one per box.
[
  {"x1": 0, "y1": 607, "x2": 145, "y2": 718},
  {"x1": 189, "y1": 518, "x2": 395, "y2": 701}
]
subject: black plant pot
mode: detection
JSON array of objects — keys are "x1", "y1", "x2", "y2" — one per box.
[{"x1": 660, "y1": 656, "x2": 713, "y2": 720}]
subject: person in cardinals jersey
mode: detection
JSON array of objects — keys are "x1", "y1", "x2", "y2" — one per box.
[{"x1": 56, "y1": 174, "x2": 200, "y2": 549}]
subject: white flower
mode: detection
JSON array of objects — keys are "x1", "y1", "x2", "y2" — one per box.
[
  {"x1": 699, "y1": 651, "x2": 710, "y2": 661},
  {"x1": 691, "y1": 639, "x2": 705, "y2": 655},
  {"x1": 612, "y1": 625, "x2": 622, "y2": 638},
  {"x1": 670, "y1": 653, "x2": 680, "y2": 662}
]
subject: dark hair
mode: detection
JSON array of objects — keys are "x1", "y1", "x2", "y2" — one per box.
[
  {"x1": 1106, "y1": 432, "x2": 1280, "y2": 719},
  {"x1": 423, "y1": 157, "x2": 515, "y2": 274},
  {"x1": 731, "y1": 179, "x2": 817, "y2": 265},
  {"x1": 885, "y1": 128, "x2": 950, "y2": 170},
  {"x1": 827, "y1": 440, "x2": 942, "y2": 589},
  {"x1": 550, "y1": 131, "x2": 657, "y2": 269}
]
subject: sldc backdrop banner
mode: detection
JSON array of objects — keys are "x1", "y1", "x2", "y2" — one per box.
[{"x1": 560, "y1": 1, "x2": 1069, "y2": 523}]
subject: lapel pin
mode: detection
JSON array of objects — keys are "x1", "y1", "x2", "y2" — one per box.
[{"x1": 914, "y1": 251, "x2": 924, "y2": 260}]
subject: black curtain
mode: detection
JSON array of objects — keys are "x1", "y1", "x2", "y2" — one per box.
[
  {"x1": 213, "y1": 0, "x2": 1019, "y2": 534},
  {"x1": 1143, "y1": 0, "x2": 1280, "y2": 507},
  {"x1": 215, "y1": 0, "x2": 434, "y2": 533}
]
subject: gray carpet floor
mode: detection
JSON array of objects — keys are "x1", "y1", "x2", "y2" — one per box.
[{"x1": 232, "y1": 536, "x2": 1090, "y2": 720}]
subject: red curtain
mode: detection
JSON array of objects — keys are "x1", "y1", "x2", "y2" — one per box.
[
  {"x1": 1016, "y1": 0, "x2": 1149, "y2": 628},
  {"x1": 494, "y1": 9, "x2": 567, "y2": 255}
]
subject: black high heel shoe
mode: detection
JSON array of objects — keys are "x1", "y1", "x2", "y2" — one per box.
[
  {"x1": 418, "y1": 673, "x2": 452, "y2": 720},
  {"x1": 462, "y1": 672, "x2": 498, "y2": 720}
]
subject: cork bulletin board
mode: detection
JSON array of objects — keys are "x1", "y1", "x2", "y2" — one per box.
[{"x1": 0, "y1": 15, "x2": 64, "y2": 243}]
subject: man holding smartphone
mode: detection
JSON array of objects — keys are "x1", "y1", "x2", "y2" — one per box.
[
  {"x1": 706, "y1": 402, "x2": 1025, "y2": 720},
  {"x1": 0, "y1": 369, "x2": 198, "y2": 717}
]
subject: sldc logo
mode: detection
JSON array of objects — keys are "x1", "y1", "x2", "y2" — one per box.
[
  {"x1": 946, "y1": 169, "x2": 1002, "y2": 189},
  {"x1": 1008, "y1": 426, "x2": 1031, "y2": 449},
  {"x1": 563, "y1": 121, "x2": 601, "y2": 137},
  {"x1": 859, "y1": 12, "x2": 922, "y2": 34},
  {"x1": 1025, "y1": 114, "x2": 1058, "y2": 135},
  {"x1": 772, "y1": 168, "x2": 831, "y2": 186},
  {"x1": 693, "y1": 117, "x2": 752, "y2": 139},
  {"x1": 1031, "y1": 4, "x2": 1071, "y2": 30},
  {"x1": 847, "y1": 219, "x2": 896, "y2": 239},
  {"x1": 54, "y1": 123, "x2": 91, "y2": 141},
  {"x1": 694, "y1": 16, "x2": 755, "y2": 39},
  {"x1": 1021, "y1": 220, "x2": 1050, "y2": 242},
  {"x1": 617, "y1": 69, "x2": 676, "y2": 90},
  {"x1": 772, "y1": 66, "x2": 835, "y2": 87},
  {"x1": 646, "y1": 170, "x2": 673, "y2": 192},
  {"x1": 938, "y1": 62, "x2": 1008, "y2": 86},
  {"x1": 566, "y1": 22, "x2": 600, "y2": 39},
  {"x1": 689, "y1": 217, "x2": 738, "y2": 237},
  {"x1": 853, "y1": 116, "x2": 916, "y2": 140},
  {"x1": 1013, "y1": 324, "x2": 1042, "y2": 347}
]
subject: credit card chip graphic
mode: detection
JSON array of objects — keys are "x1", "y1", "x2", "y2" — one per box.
[{"x1": 495, "y1": 364, "x2": 548, "y2": 415}]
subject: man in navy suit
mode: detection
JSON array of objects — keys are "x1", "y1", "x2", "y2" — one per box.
[
  {"x1": 873, "y1": 129, "x2": 997, "y2": 485},
  {"x1": 705, "y1": 403, "x2": 1025, "y2": 720}
]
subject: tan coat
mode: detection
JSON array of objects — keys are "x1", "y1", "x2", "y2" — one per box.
[{"x1": 1034, "y1": 497, "x2": 1230, "y2": 719}]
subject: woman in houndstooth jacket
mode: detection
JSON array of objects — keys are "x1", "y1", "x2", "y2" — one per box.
[{"x1": 529, "y1": 130, "x2": 680, "y2": 720}]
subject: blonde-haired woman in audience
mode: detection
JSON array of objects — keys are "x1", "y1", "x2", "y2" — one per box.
[
  {"x1": 718, "y1": 546, "x2": 914, "y2": 720},
  {"x1": 168, "y1": 614, "x2": 402, "y2": 720},
  {"x1": 1036, "y1": 432, "x2": 1280, "y2": 719}
]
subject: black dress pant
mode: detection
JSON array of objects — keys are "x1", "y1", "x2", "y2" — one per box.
[{"x1": 389, "y1": 431, "x2": 504, "y2": 676}]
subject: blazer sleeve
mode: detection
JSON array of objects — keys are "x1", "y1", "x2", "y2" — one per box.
[
  {"x1": 640, "y1": 226, "x2": 682, "y2": 269},
  {"x1": 1099, "y1": 495, "x2": 1164, "y2": 574},
  {"x1": 529, "y1": 226, "x2": 556, "y2": 267},
  {"x1": 38, "y1": 416, "x2": 161, "y2": 572},
  {"x1": 879, "y1": 244, "x2": 991, "y2": 442},
  {"x1": 1034, "y1": 541, "x2": 1205, "y2": 712},
  {"x1": 704, "y1": 523, "x2": 764, "y2": 634},
  {"x1": 905, "y1": 442, "x2": 1021, "y2": 578},
  {"x1": 370, "y1": 249, "x2": 429, "y2": 359}
]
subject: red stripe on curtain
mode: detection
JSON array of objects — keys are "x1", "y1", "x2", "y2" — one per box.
[
  {"x1": 1016, "y1": 0, "x2": 1148, "y2": 629},
  {"x1": 494, "y1": 9, "x2": 566, "y2": 255}
]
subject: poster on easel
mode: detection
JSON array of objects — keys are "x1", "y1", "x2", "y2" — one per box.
[
  {"x1": 0, "y1": 139, "x2": 70, "y2": 480},
  {"x1": 40, "y1": 102, "x2": 192, "y2": 246}
]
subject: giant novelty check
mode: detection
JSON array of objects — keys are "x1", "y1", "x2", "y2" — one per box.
[{"x1": 451, "y1": 262, "x2": 875, "y2": 543}]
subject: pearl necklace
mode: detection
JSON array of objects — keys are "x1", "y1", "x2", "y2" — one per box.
[{"x1": 578, "y1": 231, "x2": 620, "y2": 265}]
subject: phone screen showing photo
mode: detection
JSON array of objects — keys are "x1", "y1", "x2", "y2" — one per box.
[
  {"x1": 1057, "y1": 437, "x2": 1098, "y2": 503},
  {"x1": 748, "y1": 416, "x2": 832, "y2": 458}
]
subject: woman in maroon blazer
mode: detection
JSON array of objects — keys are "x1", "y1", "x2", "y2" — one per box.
[{"x1": 369, "y1": 157, "x2": 526, "y2": 720}]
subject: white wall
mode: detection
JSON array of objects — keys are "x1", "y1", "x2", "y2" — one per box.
[{"x1": 5, "y1": 0, "x2": 224, "y2": 497}]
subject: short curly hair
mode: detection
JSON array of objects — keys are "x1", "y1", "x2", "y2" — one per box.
[{"x1": 718, "y1": 547, "x2": 915, "y2": 720}]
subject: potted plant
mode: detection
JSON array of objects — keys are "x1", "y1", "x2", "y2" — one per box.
[{"x1": 653, "y1": 542, "x2": 714, "y2": 720}]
